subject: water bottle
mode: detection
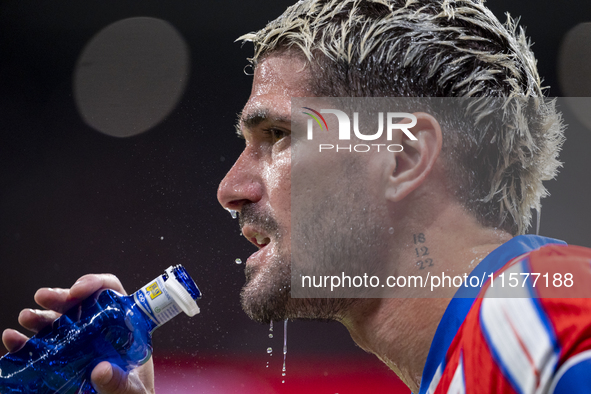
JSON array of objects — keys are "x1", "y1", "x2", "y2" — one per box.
[{"x1": 0, "y1": 265, "x2": 202, "y2": 393}]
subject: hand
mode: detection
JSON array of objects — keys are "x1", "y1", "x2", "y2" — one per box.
[{"x1": 2, "y1": 274, "x2": 155, "y2": 394}]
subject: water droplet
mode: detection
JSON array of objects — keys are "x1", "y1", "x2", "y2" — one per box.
[
  {"x1": 235, "y1": 258, "x2": 242, "y2": 264},
  {"x1": 269, "y1": 333, "x2": 273, "y2": 338},
  {"x1": 283, "y1": 319, "x2": 288, "y2": 355},
  {"x1": 388, "y1": 227, "x2": 394, "y2": 235},
  {"x1": 282, "y1": 372, "x2": 286, "y2": 376},
  {"x1": 282, "y1": 380, "x2": 285, "y2": 384},
  {"x1": 226, "y1": 208, "x2": 238, "y2": 219},
  {"x1": 282, "y1": 319, "x2": 288, "y2": 380},
  {"x1": 267, "y1": 347, "x2": 273, "y2": 354},
  {"x1": 160, "y1": 236, "x2": 164, "y2": 240}
]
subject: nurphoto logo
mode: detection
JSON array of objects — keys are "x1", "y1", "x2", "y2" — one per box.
[{"x1": 302, "y1": 107, "x2": 417, "y2": 153}]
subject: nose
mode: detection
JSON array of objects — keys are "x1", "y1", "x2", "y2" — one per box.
[{"x1": 217, "y1": 148, "x2": 263, "y2": 212}]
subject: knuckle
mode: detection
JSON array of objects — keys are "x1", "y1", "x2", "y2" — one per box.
[
  {"x1": 100, "y1": 273, "x2": 126, "y2": 293},
  {"x1": 103, "y1": 273, "x2": 122, "y2": 284}
]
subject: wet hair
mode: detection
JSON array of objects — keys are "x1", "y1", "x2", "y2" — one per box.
[{"x1": 238, "y1": 0, "x2": 565, "y2": 235}]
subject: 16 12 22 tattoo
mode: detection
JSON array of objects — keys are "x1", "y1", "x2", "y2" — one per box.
[{"x1": 413, "y1": 233, "x2": 434, "y2": 269}]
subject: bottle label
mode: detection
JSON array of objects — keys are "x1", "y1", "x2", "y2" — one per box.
[{"x1": 134, "y1": 276, "x2": 182, "y2": 326}]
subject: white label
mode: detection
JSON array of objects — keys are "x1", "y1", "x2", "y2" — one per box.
[{"x1": 134, "y1": 276, "x2": 182, "y2": 327}]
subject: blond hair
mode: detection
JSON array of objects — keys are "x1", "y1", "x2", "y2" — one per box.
[{"x1": 239, "y1": 0, "x2": 564, "y2": 235}]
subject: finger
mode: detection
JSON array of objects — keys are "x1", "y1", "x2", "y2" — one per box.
[
  {"x1": 69, "y1": 274, "x2": 127, "y2": 299},
  {"x1": 18, "y1": 309, "x2": 61, "y2": 333},
  {"x1": 2, "y1": 329, "x2": 29, "y2": 353},
  {"x1": 33, "y1": 287, "x2": 78, "y2": 315},
  {"x1": 91, "y1": 362, "x2": 141, "y2": 394},
  {"x1": 91, "y1": 362, "x2": 124, "y2": 393},
  {"x1": 35, "y1": 274, "x2": 127, "y2": 313},
  {"x1": 91, "y1": 361, "x2": 153, "y2": 394}
]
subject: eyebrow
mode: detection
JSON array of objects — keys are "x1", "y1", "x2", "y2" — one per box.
[{"x1": 235, "y1": 108, "x2": 292, "y2": 137}]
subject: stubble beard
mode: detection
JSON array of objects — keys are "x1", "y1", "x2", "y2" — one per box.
[
  {"x1": 240, "y1": 247, "x2": 290, "y2": 323},
  {"x1": 239, "y1": 204, "x2": 358, "y2": 324}
]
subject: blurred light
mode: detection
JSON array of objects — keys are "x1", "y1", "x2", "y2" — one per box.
[
  {"x1": 558, "y1": 22, "x2": 591, "y2": 131},
  {"x1": 74, "y1": 17, "x2": 190, "y2": 138}
]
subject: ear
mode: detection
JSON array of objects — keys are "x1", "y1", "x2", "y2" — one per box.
[{"x1": 385, "y1": 112, "x2": 443, "y2": 202}]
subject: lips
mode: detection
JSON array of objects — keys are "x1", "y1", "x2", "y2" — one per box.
[{"x1": 241, "y1": 224, "x2": 274, "y2": 269}]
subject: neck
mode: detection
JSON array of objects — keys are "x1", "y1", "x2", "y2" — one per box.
[{"x1": 337, "y1": 203, "x2": 512, "y2": 392}]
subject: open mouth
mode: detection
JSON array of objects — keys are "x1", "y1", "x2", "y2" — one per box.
[
  {"x1": 242, "y1": 225, "x2": 271, "y2": 249},
  {"x1": 251, "y1": 232, "x2": 271, "y2": 248}
]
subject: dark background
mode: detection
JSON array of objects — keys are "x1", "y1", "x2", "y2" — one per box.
[{"x1": 1, "y1": 0, "x2": 590, "y2": 390}]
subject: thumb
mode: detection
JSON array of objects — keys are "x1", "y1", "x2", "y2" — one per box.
[{"x1": 91, "y1": 361, "x2": 130, "y2": 394}]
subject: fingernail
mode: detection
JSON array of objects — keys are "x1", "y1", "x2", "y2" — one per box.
[{"x1": 72, "y1": 278, "x2": 88, "y2": 288}]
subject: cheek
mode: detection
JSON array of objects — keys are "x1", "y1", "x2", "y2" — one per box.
[{"x1": 264, "y1": 150, "x2": 292, "y2": 227}]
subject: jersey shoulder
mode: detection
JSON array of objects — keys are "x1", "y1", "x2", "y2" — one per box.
[{"x1": 432, "y1": 243, "x2": 591, "y2": 394}]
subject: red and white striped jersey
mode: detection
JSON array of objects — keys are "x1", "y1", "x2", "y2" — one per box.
[{"x1": 419, "y1": 235, "x2": 591, "y2": 394}]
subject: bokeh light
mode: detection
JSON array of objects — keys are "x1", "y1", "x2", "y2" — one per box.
[{"x1": 74, "y1": 17, "x2": 189, "y2": 137}]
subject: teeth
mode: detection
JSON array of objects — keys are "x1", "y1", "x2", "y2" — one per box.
[{"x1": 255, "y1": 233, "x2": 270, "y2": 245}]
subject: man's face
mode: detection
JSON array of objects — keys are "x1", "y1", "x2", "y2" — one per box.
[
  {"x1": 218, "y1": 54, "x2": 390, "y2": 323},
  {"x1": 217, "y1": 54, "x2": 304, "y2": 323}
]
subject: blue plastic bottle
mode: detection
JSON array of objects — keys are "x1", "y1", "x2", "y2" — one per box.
[{"x1": 0, "y1": 265, "x2": 201, "y2": 393}]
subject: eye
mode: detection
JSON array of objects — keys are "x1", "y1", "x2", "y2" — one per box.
[{"x1": 266, "y1": 128, "x2": 290, "y2": 144}]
